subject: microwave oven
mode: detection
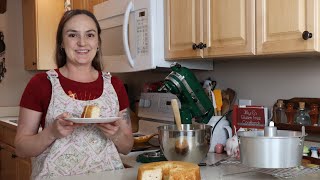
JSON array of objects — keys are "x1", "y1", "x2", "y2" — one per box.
[{"x1": 94, "y1": 0, "x2": 213, "y2": 72}]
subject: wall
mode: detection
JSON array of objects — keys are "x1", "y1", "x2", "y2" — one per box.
[
  {"x1": 116, "y1": 56, "x2": 320, "y2": 111},
  {"x1": 0, "y1": 0, "x2": 35, "y2": 107}
]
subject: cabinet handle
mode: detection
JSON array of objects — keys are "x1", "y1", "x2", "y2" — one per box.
[
  {"x1": 192, "y1": 42, "x2": 207, "y2": 50},
  {"x1": 32, "y1": 62, "x2": 36, "y2": 65},
  {"x1": 302, "y1": 31, "x2": 312, "y2": 40},
  {"x1": 12, "y1": 154, "x2": 17, "y2": 158},
  {"x1": 192, "y1": 43, "x2": 198, "y2": 50},
  {"x1": 198, "y1": 42, "x2": 207, "y2": 49}
]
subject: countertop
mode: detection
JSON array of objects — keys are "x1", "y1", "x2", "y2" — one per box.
[
  {"x1": 49, "y1": 151, "x2": 320, "y2": 180},
  {"x1": 0, "y1": 116, "x2": 18, "y2": 126}
]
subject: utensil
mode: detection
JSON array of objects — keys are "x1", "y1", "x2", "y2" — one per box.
[
  {"x1": 213, "y1": 89, "x2": 222, "y2": 116},
  {"x1": 171, "y1": 99, "x2": 188, "y2": 154},
  {"x1": 158, "y1": 124, "x2": 212, "y2": 164},
  {"x1": 237, "y1": 126, "x2": 307, "y2": 168}
]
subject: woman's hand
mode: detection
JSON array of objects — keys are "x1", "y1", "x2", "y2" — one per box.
[
  {"x1": 96, "y1": 120, "x2": 121, "y2": 138},
  {"x1": 96, "y1": 108, "x2": 134, "y2": 154},
  {"x1": 50, "y1": 112, "x2": 80, "y2": 139}
]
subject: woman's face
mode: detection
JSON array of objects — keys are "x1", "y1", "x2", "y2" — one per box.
[{"x1": 61, "y1": 14, "x2": 99, "y2": 66}]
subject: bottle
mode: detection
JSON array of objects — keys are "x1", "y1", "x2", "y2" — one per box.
[
  {"x1": 285, "y1": 102, "x2": 296, "y2": 124},
  {"x1": 275, "y1": 100, "x2": 287, "y2": 123},
  {"x1": 308, "y1": 103, "x2": 319, "y2": 126},
  {"x1": 295, "y1": 102, "x2": 311, "y2": 126}
]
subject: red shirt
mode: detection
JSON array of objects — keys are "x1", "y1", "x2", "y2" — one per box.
[{"x1": 20, "y1": 69, "x2": 129, "y2": 128}]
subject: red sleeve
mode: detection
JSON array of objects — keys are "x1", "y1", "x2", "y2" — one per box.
[
  {"x1": 111, "y1": 76, "x2": 129, "y2": 111},
  {"x1": 20, "y1": 72, "x2": 52, "y2": 113}
]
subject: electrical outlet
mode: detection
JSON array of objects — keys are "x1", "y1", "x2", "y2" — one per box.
[{"x1": 239, "y1": 99, "x2": 252, "y2": 106}]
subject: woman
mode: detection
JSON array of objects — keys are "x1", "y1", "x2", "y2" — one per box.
[{"x1": 14, "y1": 9, "x2": 133, "y2": 179}]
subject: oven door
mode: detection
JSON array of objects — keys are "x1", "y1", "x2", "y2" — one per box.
[{"x1": 94, "y1": 0, "x2": 154, "y2": 72}]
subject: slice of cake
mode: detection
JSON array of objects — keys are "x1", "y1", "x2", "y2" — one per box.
[
  {"x1": 81, "y1": 105, "x2": 100, "y2": 118},
  {"x1": 137, "y1": 161, "x2": 200, "y2": 180}
]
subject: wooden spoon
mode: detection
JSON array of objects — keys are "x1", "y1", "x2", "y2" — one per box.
[{"x1": 171, "y1": 99, "x2": 188, "y2": 154}]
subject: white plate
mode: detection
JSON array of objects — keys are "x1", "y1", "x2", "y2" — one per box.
[{"x1": 65, "y1": 117, "x2": 121, "y2": 124}]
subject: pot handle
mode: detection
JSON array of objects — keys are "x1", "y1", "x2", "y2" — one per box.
[{"x1": 223, "y1": 125, "x2": 233, "y2": 139}]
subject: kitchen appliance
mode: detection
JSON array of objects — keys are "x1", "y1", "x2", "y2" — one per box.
[
  {"x1": 158, "y1": 124, "x2": 212, "y2": 164},
  {"x1": 159, "y1": 63, "x2": 214, "y2": 124},
  {"x1": 237, "y1": 124, "x2": 307, "y2": 168},
  {"x1": 207, "y1": 116, "x2": 232, "y2": 153},
  {"x1": 93, "y1": 0, "x2": 213, "y2": 72}
]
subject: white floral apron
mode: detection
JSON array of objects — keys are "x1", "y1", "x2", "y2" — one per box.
[{"x1": 31, "y1": 70, "x2": 124, "y2": 180}]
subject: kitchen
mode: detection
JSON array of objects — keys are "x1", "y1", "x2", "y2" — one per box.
[{"x1": 1, "y1": 0, "x2": 320, "y2": 179}]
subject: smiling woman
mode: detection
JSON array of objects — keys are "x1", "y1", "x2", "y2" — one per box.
[{"x1": 15, "y1": 9, "x2": 133, "y2": 180}]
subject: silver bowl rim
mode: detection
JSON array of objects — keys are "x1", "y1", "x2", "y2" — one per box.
[{"x1": 157, "y1": 124, "x2": 212, "y2": 132}]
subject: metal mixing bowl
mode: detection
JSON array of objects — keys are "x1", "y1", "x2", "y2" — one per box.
[{"x1": 157, "y1": 124, "x2": 212, "y2": 164}]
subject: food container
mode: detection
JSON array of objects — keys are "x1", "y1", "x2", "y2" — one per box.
[
  {"x1": 158, "y1": 124, "x2": 212, "y2": 164},
  {"x1": 237, "y1": 126, "x2": 307, "y2": 168}
]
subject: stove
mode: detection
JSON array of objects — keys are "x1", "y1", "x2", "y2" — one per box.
[{"x1": 136, "y1": 92, "x2": 177, "y2": 135}]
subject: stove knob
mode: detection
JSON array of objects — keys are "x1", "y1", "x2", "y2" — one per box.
[
  {"x1": 144, "y1": 99, "x2": 151, "y2": 108},
  {"x1": 139, "y1": 99, "x2": 145, "y2": 107}
]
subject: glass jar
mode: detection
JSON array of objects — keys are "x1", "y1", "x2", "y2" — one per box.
[
  {"x1": 285, "y1": 102, "x2": 296, "y2": 124},
  {"x1": 275, "y1": 100, "x2": 287, "y2": 123},
  {"x1": 308, "y1": 103, "x2": 319, "y2": 126},
  {"x1": 295, "y1": 102, "x2": 311, "y2": 126}
]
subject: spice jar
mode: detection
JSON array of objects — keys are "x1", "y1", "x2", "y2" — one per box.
[
  {"x1": 308, "y1": 104, "x2": 319, "y2": 126},
  {"x1": 285, "y1": 102, "x2": 296, "y2": 124}
]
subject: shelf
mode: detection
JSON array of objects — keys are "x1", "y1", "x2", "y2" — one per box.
[{"x1": 275, "y1": 123, "x2": 320, "y2": 135}]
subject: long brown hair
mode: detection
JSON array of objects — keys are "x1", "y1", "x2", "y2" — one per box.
[{"x1": 55, "y1": 9, "x2": 102, "y2": 71}]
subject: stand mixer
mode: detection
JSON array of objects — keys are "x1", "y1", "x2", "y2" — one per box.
[{"x1": 159, "y1": 63, "x2": 214, "y2": 124}]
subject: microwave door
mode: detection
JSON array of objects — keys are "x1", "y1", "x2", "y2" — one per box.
[{"x1": 123, "y1": 1, "x2": 134, "y2": 68}]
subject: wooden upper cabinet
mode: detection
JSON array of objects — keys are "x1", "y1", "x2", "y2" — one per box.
[
  {"x1": 22, "y1": 0, "x2": 64, "y2": 70},
  {"x1": 165, "y1": 0, "x2": 255, "y2": 60},
  {"x1": 256, "y1": 0, "x2": 318, "y2": 54},
  {"x1": 204, "y1": 0, "x2": 255, "y2": 57},
  {"x1": 165, "y1": 0, "x2": 202, "y2": 60},
  {"x1": 71, "y1": 0, "x2": 106, "y2": 13}
]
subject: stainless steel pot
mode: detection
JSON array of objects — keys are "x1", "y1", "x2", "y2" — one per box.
[
  {"x1": 237, "y1": 127, "x2": 306, "y2": 168},
  {"x1": 158, "y1": 124, "x2": 212, "y2": 164}
]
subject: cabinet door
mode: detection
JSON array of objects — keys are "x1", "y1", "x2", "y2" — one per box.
[
  {"x1": 16, "y1": 158, "x2": 32, "y2": 180},
  {"x1": 22, "y1": 0, "x2": 64, "y2": 70},
  {"x1": 88, "y1": 0, "x2": 106, "y2": 13},
  {"x1": 0, "y1": 144, "x2": 17, "y2": 180},
  {"x1": 165, "y1": 0, "x2": 202, "y2": 60},
  {"x1": 71, "y1": 0, "x2": 106, "y2": 13},
  {"x1": 71, "y1": 0, "x2": 88, "y2": 10},
  {"x1": 204, "y1": 0, "x2": 255, "y2": 57},
  {"x1": 256, "y1": 0, "x2": 316, "y2": 54}
]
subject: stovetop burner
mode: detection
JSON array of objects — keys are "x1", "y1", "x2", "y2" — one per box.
[{"x1": 136, "y1": 150, "x2": 167, "y2": 163}]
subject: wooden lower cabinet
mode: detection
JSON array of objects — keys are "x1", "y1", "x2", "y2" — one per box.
[{"x1": 0, "y1": 122, "x2": 32, "y2": 180}]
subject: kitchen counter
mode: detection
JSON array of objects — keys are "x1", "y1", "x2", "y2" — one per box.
[
  {"x1": 0, "y1": 116, "x2": 18, "y2": 126},
  {"x1": 49, "y1": 151, "x2": 320, "y2": 180}
]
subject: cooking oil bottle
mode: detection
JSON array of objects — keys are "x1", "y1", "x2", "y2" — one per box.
[{"x1": 295, "y1": 102, "x2": 311, "y2": 126}]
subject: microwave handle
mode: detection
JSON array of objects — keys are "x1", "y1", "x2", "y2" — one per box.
[{"x1": 123, "y1": 1, "x2": 134, "y2": 68}]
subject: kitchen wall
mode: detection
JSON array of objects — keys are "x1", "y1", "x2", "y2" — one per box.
[
  {"x1": 116, "y1": 56, "x2": 320, "y2": 111},
  {"x1": 0, "y1": 0, "x2": 35, "y2": 107},
  {"x1": 1, "y1": 0, "x2": 320, "y2": 114}
]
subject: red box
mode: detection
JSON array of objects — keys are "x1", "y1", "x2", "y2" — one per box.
[{"x1": 232, "y1": 105, "x2": 268, "y2": 134}]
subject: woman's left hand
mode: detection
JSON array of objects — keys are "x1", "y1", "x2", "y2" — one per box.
[
  {"x1": 96, "y1": 120, "x2": 121, "y2": 138},
  {"x1": 95, "y1": 108, "x2": 134, "y2": 155}
]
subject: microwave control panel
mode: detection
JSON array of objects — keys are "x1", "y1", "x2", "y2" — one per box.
[{"x1": 136, "y1": 9, "x2": 149, "y2": 55}]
